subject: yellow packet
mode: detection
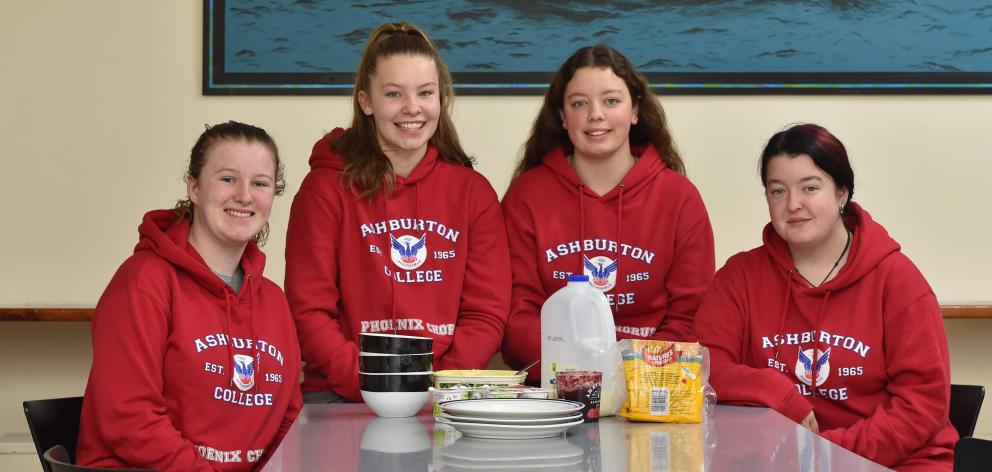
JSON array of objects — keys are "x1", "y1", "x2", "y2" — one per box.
[{"x1": 619, "y1": 340, "x2": 706, "y2": 423}]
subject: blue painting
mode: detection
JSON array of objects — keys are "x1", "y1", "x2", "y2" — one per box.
[{"x1": 203, "y1": 0, "x2": 992, "y2": 95}]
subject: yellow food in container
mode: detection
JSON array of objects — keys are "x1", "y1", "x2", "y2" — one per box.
[{"x1": 432, "y1": 369, "x2": 527, "y2": 389}]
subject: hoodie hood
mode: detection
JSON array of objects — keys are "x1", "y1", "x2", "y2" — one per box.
[
  {"x1": 309, "y1": 127, "x2": 440, "y2": 186},
  {"x1": 134, "y1": 209, "x2": 266, "y2": 299},
  {"x1": 541, "y1": 144, "x2": 668, "y2": 201},
  {"x1": 762, "y1": 202, "x2": 900, "y2": 293}
]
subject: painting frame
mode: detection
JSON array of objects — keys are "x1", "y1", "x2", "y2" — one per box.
[{"x1": 203, "y1": 0, "x2": 992, "y2": 96}]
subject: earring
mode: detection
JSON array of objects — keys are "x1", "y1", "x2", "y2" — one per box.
[{"x1": 562, "y1": 121, "x2": 567, "y2": 130}]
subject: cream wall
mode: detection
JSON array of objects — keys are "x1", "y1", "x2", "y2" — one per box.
[{"x1": 1, "y1": 0, "x2": 990, "y2": 462}]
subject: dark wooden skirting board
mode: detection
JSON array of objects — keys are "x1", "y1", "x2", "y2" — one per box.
[
  {"x1": 941, "y1": 305, "x2": 992, "y2": 319},
  {"x1": 1, "y1": 305, "x2": 990, "y2": 321},
  {"x1": 0, "y1": 307, "x2": 94, "y2": 321}
]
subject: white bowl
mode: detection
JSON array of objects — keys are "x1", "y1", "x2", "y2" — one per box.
[{"x1": 361, "y1": 390, "x2": 431, "y2": 417}]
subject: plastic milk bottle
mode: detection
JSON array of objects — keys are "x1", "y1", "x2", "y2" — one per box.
[{"x1": 541, "y1": 274, "x2": 625, "y2": 415}]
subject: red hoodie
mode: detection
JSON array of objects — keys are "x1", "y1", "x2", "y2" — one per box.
[
  {"x1": 694, "y1": 203, "x2": 956, "y2": 470},
  {"x1": 285, "y1": 129, "x2": 511, "y2": 401},
  {"x1": 76, "y1": 210, "x2": 302, "y2": 471},
  {"x1": 501, "y1": 145, "x2": 715, "y2": 382}
]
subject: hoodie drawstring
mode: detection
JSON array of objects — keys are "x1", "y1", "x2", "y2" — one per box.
[
  {"x1": 578, "y1": 183, "x2": 586, "y2": 261},
  {"x1": 247, "y1": 274, "x2": 259, "y2": 393},
  {"x1": 222, "y1": 288, "x2": 236, "y2": 388},
  {"x1": 614, "y1": 185, "x2": 625, "y2": 316},
  {"x1": 223, "y1": 277, "x2": 260, "y2": 393},
  {"x1": 773, "y1": 270, "x2": 834, "y2": 400},
  {"x1": 809, "y1": 289, "x2": 832, "y2": 399},
  {"x1": 383, "y1": 188, "x2": 398, "y2": 335},
  {"x1": 384, "y1": 180, "x2": 420, "y2": 336},
  {"x1": 773, "y1": 272, "x2": 794, "y2": 364},
  {"x1": 576, "y1": 183, "x2": 626, "y2": 317}
]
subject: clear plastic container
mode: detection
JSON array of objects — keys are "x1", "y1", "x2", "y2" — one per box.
[
  {"x1": 541, "y1": 274, "x2": 625, "y2": 416},
  {"x1": 432, "y1": 369, "x2": 527, "y2": 389}
]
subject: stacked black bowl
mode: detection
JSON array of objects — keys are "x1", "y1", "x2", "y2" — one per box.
[{"x1": 359, "y1": 333, "x2": 434, "y2": 417}]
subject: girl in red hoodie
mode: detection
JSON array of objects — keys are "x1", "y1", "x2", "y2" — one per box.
[
  {"x1": 285, "y1": 23, "x2": 510, "y2": 402},
  {"x1": 76, "y1": 122, "x2": 303, "y2": 471},
  {"x1": 694, "y1": 124, "x2": 956, "y2": 470},
  {"x1": 501, "y1": 45, "x2": 715, "y2": 382}
]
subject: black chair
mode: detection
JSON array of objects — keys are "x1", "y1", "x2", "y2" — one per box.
[
  {"x1": 949, "y1": 384, "x2": 985, "y2": 438},
  {"x1": 44, "y1": 445, "x2": 156, "y2": 472},
  {"x1": 954, "y1": 437, "x2": 992, "y2": 472},
  {"x1": 23, "y1": 396, "x2": 84, "y2": 472}
]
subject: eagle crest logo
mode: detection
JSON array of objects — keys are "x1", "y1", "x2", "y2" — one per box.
[
  {"x1": 795, "y1": 347, "x2": 831, "y2": 387},
  {"x1": 232, "y1": 354, "x2": 255, "y2": 392},
  {"x1": 390, "y1": 233, "x2": 427, "y2": 270},
  {"x1": 583, "y1": 255, "x2": 618, "y2": 292}
]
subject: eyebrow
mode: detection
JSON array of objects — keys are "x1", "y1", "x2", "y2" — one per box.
[
  {"x1": 566, "y1": 89, "x2": 625, "y2": 99},
  {"x1": 213, "y1": 167, "x2": 274, "y2": 179},
  {"x1": 382, "y1": 81, "x2": 437, "y2": 89},
  {"x1": 766, "y1": 175, "x2": 824, "y2": 185}
]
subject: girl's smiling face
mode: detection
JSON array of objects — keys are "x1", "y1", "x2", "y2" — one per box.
[
  {"x1": 358, "y1": 54, "x2": 441, "y2": 162},
  {"x1": 187, "y1": 140, "x2": 277, "y2": 250},
  {"x1": 560, "y1": 66, "x2": 638, "y2": 162}
]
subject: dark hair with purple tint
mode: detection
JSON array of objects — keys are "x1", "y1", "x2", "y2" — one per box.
[{"x1": 760, "y1": 123, "x2": 854, "y2": 213}]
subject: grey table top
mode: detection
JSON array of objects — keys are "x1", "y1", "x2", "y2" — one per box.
[{"x1": 262, "y1": 403, "x2": 892, "y2": 471}]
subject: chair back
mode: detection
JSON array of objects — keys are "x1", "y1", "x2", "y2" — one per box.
[
  {"x1": 954, "y1": 437, "x2": 992, "y2": 472},
  {"x1": 44, "y1": 445, "x2": 156, "y2": 472},
  {"x1": 949, "y1": 384, "x2": 985, "y2": 438},
  {"x1": 23, "y1": 396, "x2": 84, "y2": 472}
]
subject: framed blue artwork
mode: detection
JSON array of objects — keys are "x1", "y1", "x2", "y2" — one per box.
[{"x1": 203, "y1": 0, "x2": 992, "y2": 95}]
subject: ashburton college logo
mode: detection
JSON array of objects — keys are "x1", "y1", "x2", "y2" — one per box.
[
  {"x1": 795, "y1": 347, "x2": 831, "y2": 387},
  {"x1": 583, "y1": 255, "x2": 618, "y2": 292},
  {"x1": 232, "y1": 354, "x2": 256, "y2": 391},
  {"x1": 390, "y1": 233, "x2": 428, "y2": 270}
]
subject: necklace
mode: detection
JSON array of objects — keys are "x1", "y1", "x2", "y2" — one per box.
[{"x1": 797, "y1": 230, "x2": 852, "y2": 288}]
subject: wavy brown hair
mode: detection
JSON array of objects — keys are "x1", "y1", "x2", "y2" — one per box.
[
  {"x1": 514, "y1": 44, "x2": 684, "y2": 178},
  {"x1": 175, "y1": 121, "x2": 285, "y2": 246},
  {"x1": 333, "y1": 22, "x2": 472, "y2": 199}
]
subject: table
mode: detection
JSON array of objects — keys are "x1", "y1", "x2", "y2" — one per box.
[{"x1": 262, "y1": 403, "x2": 892, "y2": 471}]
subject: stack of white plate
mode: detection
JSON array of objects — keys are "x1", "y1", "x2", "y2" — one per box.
[{"x1": 436, "y1": 398, "x2": 585, "y2": 440}]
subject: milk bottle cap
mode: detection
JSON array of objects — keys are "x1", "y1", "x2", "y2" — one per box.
[{"x1": 568, "y1": 274, "x2": 589, "y2": 283}]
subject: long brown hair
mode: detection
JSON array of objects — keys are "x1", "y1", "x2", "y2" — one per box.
[
  {"x1": 175, "y1": 121, "x2": 285, "y2": 246},
  {"x1": 514, "y1": 44, "x2": 684, "y2": 178},
  {"x1": 333, "y1": 22, "x2": 472, "y2": 199}
]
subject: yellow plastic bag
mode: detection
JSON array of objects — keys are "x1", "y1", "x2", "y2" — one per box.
[{"x1": 619, "y1": 340, "x2": 709, "y2": 423}]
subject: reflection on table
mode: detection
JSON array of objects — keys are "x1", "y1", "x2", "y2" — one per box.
[{"x1": 262, "y1": 403, "x2": 893, "y2": 471}]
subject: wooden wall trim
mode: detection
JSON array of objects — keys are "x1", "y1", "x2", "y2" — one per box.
[
  {"x1": 0, "y1": 307, "x2": 94, "y2": 321},
  {"x1": 941, "y1": 305, "x2": 992, "y2": 319},
  {"x1": 2, "y1": 305, "x2": 991, "y2": 321}
]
